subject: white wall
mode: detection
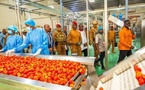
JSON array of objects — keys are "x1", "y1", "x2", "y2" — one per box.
[
  {"x1": 0, "y1": 5, "x2": 60, "y2": 31},
  {"x1": 0, "y1": 5, "x2": 17, "y2": 30}
]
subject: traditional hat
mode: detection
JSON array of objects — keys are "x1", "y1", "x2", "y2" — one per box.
[
  {"x1": 72, "y1": 21, "x2": 77, "y2": 25},
  {"x1": 56, "y1": 24, "x2": 61, "y2": 27}
]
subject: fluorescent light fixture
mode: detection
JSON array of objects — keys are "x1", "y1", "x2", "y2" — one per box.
[
  {"x1": 89, "y1": 0, "x2": 95, "y2": 2},
  {"x1": 48, "y1": 5, "x2": 54, "y2": 9}
]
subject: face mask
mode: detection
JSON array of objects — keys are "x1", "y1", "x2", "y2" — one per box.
[
  {"x1": 8, "y1": 30, "x2": 12, "y2": 34},
  {"x1": 26, "y1": 27, "x2": 32, "y2": 31}
]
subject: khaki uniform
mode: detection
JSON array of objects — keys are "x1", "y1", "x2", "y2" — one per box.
[
  {"x1": 89, "y1": 28, "x2": 99, "y2": 59},
  {"x1": 67, "y1": 29, "x2": 82, "y2": 56},
  {"x1": 108, "y1": 30, "x2": 115, "y2": 52},
  {"x1": 53, "y1": 31, "x2": 66, "y2": 55}
]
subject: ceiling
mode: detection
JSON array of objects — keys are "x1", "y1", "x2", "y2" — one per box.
[
  {"x1": 0, "y1": 0, "x2": 71, "y2": 17},
  {"x1": 53, "y1": 0, "x2": 145, "y2": 12},
  {"x1": 0, "y1": 0, "x2": 145, "y2": 19}
]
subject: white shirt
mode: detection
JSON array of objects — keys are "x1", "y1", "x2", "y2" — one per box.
[
  {"x1": 95, "y1": 33, "x2": 105, "y2": 52},
  {"x1": 23, "y1": 35, "x2": 26, "y2": 40},
  {"x1": 78, "y1": 30, "x2": 87, "y2": 51}
]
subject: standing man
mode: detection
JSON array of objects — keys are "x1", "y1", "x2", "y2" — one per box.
[
  {"x1": 117, "y1": 20, "x2": 136, "y2": 63},
  {"x1": 94, "y1": 29, "x2": 105, "y2": 70},
  {"x1": 44, "y1": 24, "x2": 54, "y2": 55},
  {"x1": 0, "y1": 29, "x2": 7, "y2": 49},
  {"x1": 67, "y1": 21, "x2": 82, "y2": 56},
  {"x1": 53, "y1": 24, "x2": 66, "y2": 55},
  {"x1": 108, "y1": 26, "x2": 116, "y2": 53},
  {"x1": 89, "y1": 20, "x2": 99, "y2": 60},
  {"x1": 78, "y1": 24, "x2": 88, "y2": 56}
]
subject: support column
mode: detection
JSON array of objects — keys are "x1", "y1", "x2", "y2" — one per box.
[
  {"x1": 125, "y1": 0, "x2": 128, "y2": 20},
  {"x1": 50, "y1": 18, "x2": 54, "y2": 31},
  {"x1": 28, "y1": 9, "x2": 32, "y2": 19},
  {"x1": 60, "y1": 0, "x2": 64, "y2": 31},
  {"x1": 15, "y1": 0, "x2": 22, "y2": 35},
  {"x1": 104, "y1": 0, "x2": 108, "y2": 70},
  {"x1": 86, "y1": 0, "x2": 89, "y2": 56}
]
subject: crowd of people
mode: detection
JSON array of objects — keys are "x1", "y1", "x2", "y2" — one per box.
[{"x1": 0, "y1": 18, "x2": 136, "y2": 70}]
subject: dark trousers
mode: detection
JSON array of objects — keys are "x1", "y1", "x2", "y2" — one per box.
[
  {"x1": 117, "y1": 50, "x2": 132, "y2": 63},
  {"x1": 95, "y1": 51, "x2": 105, "y2": 68},
  {"x1": 66, "y1": 49, "x2": 69, "y2": 55},
  {"x1": 82, "y1": 49, "x2": 88, "y2": 57}
]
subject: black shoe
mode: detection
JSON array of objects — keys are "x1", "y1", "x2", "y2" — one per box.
[
  {"x1": 102, "y1": 66, "x2": 105, "y2": 70},
  {"x1": 112, "y1": 51, "x2": 116, "y2": 53},
  {"x1": 96, "y1": 63, "x2": 100, "y2": 66}
]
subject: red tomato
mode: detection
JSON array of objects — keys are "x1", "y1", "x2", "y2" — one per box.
[
  {"x1": 138, "y1": 77, "x2": 145, "y2": 86},
  {"x1": 99, "y1": 87, "x2": 104, "y2": 90},
  {"x1": 0, "y1": 55, "x2": 87, "y2": 85},
  {"x1": 136, "y1": 71, "x2": 142, "y2": 80}
]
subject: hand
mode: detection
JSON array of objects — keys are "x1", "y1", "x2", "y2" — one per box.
[
  {"x1": 5, "y1": 49, "x2": 15, "y2": 56},
  {"x1": 76, "y1": 42, "x2": 81, "y2": 46},
  {"x1": 131, "y1": 46, "x2": 134, "y2": 49},
  {"x1": 98, "y1": 50, "x2": 100, "y2": 55},
  {"x1": 130, "y1": 30, "x2": 134, "y2": 35},
  {"x1": 84, "y1": 43, "x2": 87, "y2": 47},
  {"x1": 89, "y1": 42, "x2": 92, "y2": 45},
  {"x1": 33, "y1": 49, "x2": 41, "y2": 56},
  {"x1": 53, "y1": 47, "x2": 57, "y2": 52},
  {"x1": 0, "y1": 50, "x2": 2, "y2": 53},
  {"x1": 49, "y1": 48, "x2": 53, "y2": 52},
  {"x1": 103, "y1": 42, "x2": 105, "y2": 46}
]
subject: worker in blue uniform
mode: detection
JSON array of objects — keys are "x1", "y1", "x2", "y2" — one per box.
[
  {"x1": 112, "y1": 13, "x2": 116, "y2": 17},
  {"x1": 0, "y1": 25, "x2": 23, "y2": 53},
  {"x1": 6, "y1": 19, "x2": 50, "y2": 56},
  {"x1": 118, "y1": 13, "x2": 123, "y2": 20}
]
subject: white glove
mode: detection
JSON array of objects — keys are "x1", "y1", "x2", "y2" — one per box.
[
  {"x1": 0, "y1": 50, "x2": 3, "y2": 52},
  {"x1": 33, "y1": 49, "x2": 42, "y2": 56},
  {"x1": 5, "y1": 49, "x2": 15, "y2": 56},
  {"x1": 108, "y1": 50, "x2": 110, "y2": 54}
]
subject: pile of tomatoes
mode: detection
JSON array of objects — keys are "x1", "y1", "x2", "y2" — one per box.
[
  {"x1": 0, "y1": 55, "x2": 86, "y2": 86},
  {"x1": 98, "y1": 87, "x2": 104, "y2": 90},
  {"x1": 134, "y1": 64, "x2": 145, "y2": 86}
]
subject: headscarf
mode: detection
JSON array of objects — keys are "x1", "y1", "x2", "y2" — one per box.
[{"x1": 25, "y1": 19, "x2": 36, "y2": 26}]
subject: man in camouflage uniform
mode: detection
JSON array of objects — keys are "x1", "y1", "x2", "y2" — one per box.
[
  {"x1": 53, "y1": 24, "x2": 66, "y2": 55},
  {"x1": 89, "y1": 20, "x2": 99, "y2": 61},
  {"x1": 67, "y1": 21, "x2": 82, "y2": 56}
]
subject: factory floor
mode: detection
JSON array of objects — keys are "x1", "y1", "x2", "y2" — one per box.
[
  {"x1": 94, "y1": 37, "x2": 141, "y2": 76},
  {"x1": 67, "y1": 37, "x2": 141, "y2": 76}
]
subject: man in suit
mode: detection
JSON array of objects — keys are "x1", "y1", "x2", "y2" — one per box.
[{"x1": 44, "y1": 24, "x2": 54, "y2": 55}]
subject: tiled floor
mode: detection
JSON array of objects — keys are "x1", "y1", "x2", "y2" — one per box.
[
  {"x1": 67, "y1": 38, "x2": 141, "y2": 76},
  {"x1": 95, "y1": 37, "x2": 141, "y2": 76}
]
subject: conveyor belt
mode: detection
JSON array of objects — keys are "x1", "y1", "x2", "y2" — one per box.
[
  {"x1": 0, "y1": 53, "x2": 96, "y2": 90},
  {"x1": 90, "y1": 46, "x2": 145, "y2": 90}
]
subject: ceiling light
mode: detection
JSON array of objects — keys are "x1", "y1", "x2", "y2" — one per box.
[
  {"x1": 89, "y1": 0, "x2": 95, "y2": 2},
  {"x1": 48, "y1": 5, "x2": 54, "y2": 9},
  {"x1": 119, "y1": 4, "x2": 121, "y2": 8}
]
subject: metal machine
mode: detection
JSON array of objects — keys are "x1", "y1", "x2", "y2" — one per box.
[
  {"x1": 141, "y1": 19, "x2": 145, "y2": 48},
  {"x1": 88, "y1": 46, "x2": 145, "y2": 90},
  {"x1": 1, "y1": 47, "x2": 145, "y2": 90},
  {"x1": 0, "y1": 53, "x2": 99, "y2": 90}
]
